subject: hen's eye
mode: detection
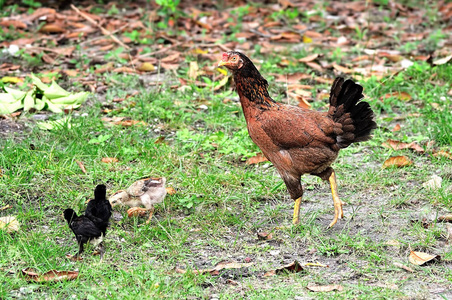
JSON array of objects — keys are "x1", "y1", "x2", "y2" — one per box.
[{"x1": 232, "y1": 57, "x2": 237, "y2": 61}]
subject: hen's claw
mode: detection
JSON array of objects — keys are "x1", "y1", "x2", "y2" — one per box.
[{"x1": 127, "y1": 207, "x2": 149, "y2": 217}]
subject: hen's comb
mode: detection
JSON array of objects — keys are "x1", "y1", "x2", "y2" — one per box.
[{"x1": 222, "y1": 52, "x2": 229, "y2": 60}]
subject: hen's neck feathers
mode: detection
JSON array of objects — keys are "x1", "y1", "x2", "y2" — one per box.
[{"x1": 232, "y1": 63, "x2": 276, "y2": 107}]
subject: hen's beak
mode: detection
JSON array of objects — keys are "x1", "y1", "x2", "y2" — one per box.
[{"x1": 218, "y1": 60, "x2": 227, "y2": 67}]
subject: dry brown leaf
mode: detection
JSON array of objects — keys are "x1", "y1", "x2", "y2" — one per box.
[
  {"x1": 246, "y1": 153, "x2": 268, "y2": 165},
  {"x1": 154, "y1": 136, "x2": 166, "y2": 144},
  {"x1": 382, "y1": 139, "x2": 424, "y2": 153},
  {"x1": 75, "y1": 160, "x2": 87, "y2": 174},
  {"x1": 114, "y1": 120, "x2": 147, "y2": 127},
  {"x1": 112, "y1": 67, "x2": 137, "y2": 74},
  {"x1": 332, "y1": 63, "x2": 354, "y2": 74},
  {"x1": 63, "y1": 70, "x2": 78, "y2": 77},
  {"x1": 438, "y1": 214, "x2": 452, "y2": 222},
  {"x1": 304, "y1": 61, "x2": 323, "y2": 72},
  {"x1": 160, "y1": 62, "x2": 179, "y2": 70},
  {"x1": 306, "y1": 284, "x2": 344, "y2": 292},
  {"x1": 408, "y1": 251, "x2": 439, "y2": 266},
  {"x1": 161, "y1": 53, "x2": 180, "y2": 63},
  {"x1": 381, "y1": 92, "x2": 412, "y2": 101},
  {"x1": 39, "y1": 23, "x2": 66, "y2": 33},
  {"x1": 177, "y1": 261, "x2": 254, "y2": 275},
  {"x1": 299, "y1": 54, "x2": 319, "y2": 63},
  {"x1": 288, "y1": 92, "x2": 311, "y2": 109},
  {"x1": 274, "y1": 73, "x2": 311, "y2": 84},
  {"x1": 257, "y1": 231, "x2": 273, "y2": 240},
  {"x1": 165, "y1": 187, "x2": 177, "y2": 195},
  {"x1": 22, "y1": 268, "x2": 79, "y2": 282},
  {"x1": 392, "y1": 124, "x2": 401, "y2": 132},
  {"x1": 263, "y1": 261, "x2": 304, "y2": 277},
  {"x1": 101, "y1": 157, "x2": 119, "y2": 163},
  {"x1": 382, "y1": 156, "x2": 413, "y2": 168},
  {"x1": 0, "y1": 20, "x2": 27, "y2": 29},
  {"x1": 433, "y1": 150, "x2": 452, "y2": 160}
]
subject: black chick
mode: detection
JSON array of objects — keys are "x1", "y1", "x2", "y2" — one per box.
[
  {"x1": 63, "y1": 208, "x2": 103, "y2": 259},
  {"x1": 85, "y1": 184, "x2": 112, "y2": 235}
]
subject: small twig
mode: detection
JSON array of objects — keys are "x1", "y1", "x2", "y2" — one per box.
[{"x1": 70, "y1": 4, "x2": 129, "y2": 50}]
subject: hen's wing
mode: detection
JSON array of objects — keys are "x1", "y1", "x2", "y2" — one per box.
[{"x1": 256, "y1": 106, "x2": 338, "y2": 150}]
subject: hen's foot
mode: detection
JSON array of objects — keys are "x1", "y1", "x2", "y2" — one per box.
[
  {"x1": 145, "y1": 207, "x2": 155, "y2": 224},
  {"x1": 328, "y1": 171, "x2": 345, "y2": 228}
]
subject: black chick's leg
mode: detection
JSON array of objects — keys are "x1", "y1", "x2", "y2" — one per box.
[{"x1": 98, "y1": 242, "x2": 105, "y2": 261}]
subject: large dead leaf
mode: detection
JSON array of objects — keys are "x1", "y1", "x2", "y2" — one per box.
[
  {"x1": 422, "y1": 175, "x2": 442, "y2": 189},
  {"x1": 382, "y1": 139, "x2": 424, "y2": 153},
  {"x1": 22, "y1": 268, "x2": 79, "y2": 282},
  {"x1": 263, "y1": 261, "x2": 304, "y2": 277},
  {"x1": 176, "y1": 261, "x2": 253, "y2": 275},
  {"x1": 246, "y1": 153, "x2": 268, "y2": 165},
  {"x1": 0, "y1": 216, "x2": 19, "y2": 233},
  {"x1": 433, "y1": 54, "x2": 452, "y2": 65},
  {"x1": 306, "y1": 284, "x2": 344, "y2": 292},
  {"x1": 408, "y1": 251, "x2": 439, "y2": 266},
  {"x1": 382, "y1": 156, "x2": 413, "y2": 168}
]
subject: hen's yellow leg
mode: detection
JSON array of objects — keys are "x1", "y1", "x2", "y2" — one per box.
[
  {"x1": 292, "y1": 197, "x2": 302, "y2": 225},
  {"x1": 328, "y1": 171, "x2": 344, "y2": 228}
]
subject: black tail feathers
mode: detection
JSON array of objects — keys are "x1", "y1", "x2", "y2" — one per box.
[{"x1": 328, "y1": 77, "x2": 376, "y2": 149}]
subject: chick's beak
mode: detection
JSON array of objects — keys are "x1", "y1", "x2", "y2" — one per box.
[{"x1": 218, "y1": 60, "x2": 227, "y2": 67}]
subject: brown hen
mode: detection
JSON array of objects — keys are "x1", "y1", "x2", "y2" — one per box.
[{"x1": 219, "y1": 51, "x2": 376, "y2": 227}]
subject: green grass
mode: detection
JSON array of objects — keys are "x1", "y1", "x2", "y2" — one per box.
[{"x1": 1, "y1": 1, "x2": 452, "y2": 299}]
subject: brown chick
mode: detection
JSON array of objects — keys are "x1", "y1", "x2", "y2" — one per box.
[
  {"x1": 109, "y1": 177, "x2": 167, "y2": 223},
  {"x1": 219, "y1": 51, "x2": 376, "y2": 227}
]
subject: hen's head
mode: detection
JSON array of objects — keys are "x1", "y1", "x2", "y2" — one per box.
[
  {"x1": 218, "y1": 51, "x2": 246, "y2": 71},
  {"x1": 218, "y1": 51, "x2": 265, "y2": 83}
]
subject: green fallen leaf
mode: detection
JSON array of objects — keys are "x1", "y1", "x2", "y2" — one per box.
[
  {"x1": 45, "y1": 81, "x2": 70, "y2": 99},
  {"x1": 3, "y1": 86, "x2": 26, "y2": 101},
  {"x1": 23, "y1": 91, "x2": 35, "y2": 112},
  {"x1": 30, "y1": 73, "x2": 49, "y2": 91}
]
